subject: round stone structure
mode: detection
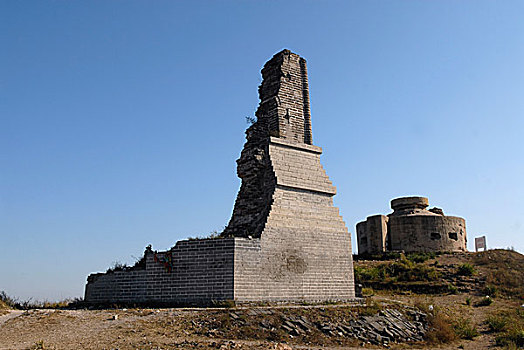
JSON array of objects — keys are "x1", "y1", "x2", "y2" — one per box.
[{"x1": 356, "y1": 196, "x2": 467, "y2": 254}]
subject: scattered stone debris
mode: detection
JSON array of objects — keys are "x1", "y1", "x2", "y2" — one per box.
[
  {"x1": 278, "y1": 308, "x2": 427, "y2": 346},
  {"x1": 272, "y1": 344, "x2": 292, "y2": 350},
  {"x1": 181, "y1": 306, "x2": 427, "y2": 347}
]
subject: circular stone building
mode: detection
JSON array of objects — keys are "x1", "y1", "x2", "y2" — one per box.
[{"x1": 356, "y1": 196, "x2": 467, "y2": 254}]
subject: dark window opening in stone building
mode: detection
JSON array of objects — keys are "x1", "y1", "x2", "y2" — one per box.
[
  {"x1": 430, "y1": 232, "x2": 441, "y2": 240},
  {"x1": 448, "y1": 232, "x2": 458, "y2": 241}
]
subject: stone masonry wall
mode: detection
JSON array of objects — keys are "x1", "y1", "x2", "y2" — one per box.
[
  {"x1": 356, "y1": 197, "x2": 467, "y2": 254},
  {"x1": 223, "y1": 50, "x2": 317, "y2": 238},
  {"x1": 85, "y1": 49, "x2": 355, "y2": 304},
  {"x1": 258, "y1": 50, "x2": 312, "y2": 144},
  {"x1": 85, "y1": 268, "x2": 147, "y2": 304},
  {"x1": 356, "y1": 215, "x2": 388, "y2": 254},
  {"x1": 232, "y1": 138, "x2": 354, "y2": 302},
  {"x1": 85, "y1": 238, "x2": 235, "y2": 304},
  {"x1": 224, "y1": 50, "x2": 355, "y2": 301},
  {"x1": 388, "y1": 215, "x2": 466, "y2": 253}
]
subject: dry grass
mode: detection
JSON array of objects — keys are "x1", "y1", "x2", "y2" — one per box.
[
  {"x1": 485, "y1": 308, "x2": 524, "y2": 348},
  {"x1": 0, "y1": 300, "x2": 11, "y2": 310},
  {"x1": 0, "y1": 249, "x2": 520, "y2": 350},
  {"x1": 456, "y1": 263, "x2": 476, "y2": 276},
  {"x1": 425, "y1": 311, "x2": 457, "y2": 344},
  {"x1": 473, "y1": 249, "x2": 524, "y2": 299},
  {"x1": 27, "y1": 340, "x2": 55, "y2": 350},
  {"x1": 453, "y1": 317, "x2": 479, "y2": 340},
  {"x1": 413, "y1": 301, "x2": 456, "y2": 344},
  {"x1": 144, "y1": 306, "x2": 367, "y2": 348},
  {"x1": 0, "y1": 290, "x2": 81, "y2": 310}
]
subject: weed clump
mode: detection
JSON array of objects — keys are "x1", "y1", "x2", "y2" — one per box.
[
  {"x1": 0, "y1": 291, "x2": 17, "y2": 309},
  {"x1": 361, "y1": 287, "x2": 374, "y2": 296},
  {"x1": 453, "y1": 318, "x2": 479, "y2": 340},
  {"x1": 456, "y1": 263, "x2": 476, "y2": 276},
  {"x1": 30, "y1": 340, "x2": 47, "y2": 350},
  {"x1": 406, "y1": 252, "x2": 436, "y2": 263},
  {"x1": 475, "y1": 296, "x2": 493, "y2": 307},
  {"x1": 354, "y1": 254, "x2": 440, "y2": 284},
  {"x1": 496, "y1": 329, "x2": 524, "y2": 348},
  {"x1": 447, "y1": 284, "x2": 458, "y2": 294},
  {"x1": 489, "y1": 308, "x2": 524, "y2": 348},
  {"x1": 356, "y1": 298, "x2": 383, "y2": 316},
  {"x1": 426, "y1": 312, "x2": 456, "y2": 344},
  {"x1": 211, "y1": 299, "x2": 235, "y2": 308},
  {"x1": 0, "y1": 290, "x2": 81, "y2": 310},
  {"x1": 486, "y1": 314, "x2": 508, "y2": 333},
  {"x1": 106, "y1": 261, "x2": 128, "y2": 274},
  {"x1": 415, "y1": 302, "x2": 456, "y2": 344},
  {"x1": 484, "y1": 284, "x2": 498, "y2": 297}
]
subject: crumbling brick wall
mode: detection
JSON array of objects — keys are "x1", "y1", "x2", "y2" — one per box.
[
  {"x1": 85, "y1": 50, "x2": 355, "y2": 304},
  {"x1": 85, "y1": 239, "x2": 235, "y2": 304},
  {"x1": 223, "y1": 50, "x2": 317, "y2": 239},
  {"x1": 225, "y1": 50, "x2": 355, "y2": 301}
]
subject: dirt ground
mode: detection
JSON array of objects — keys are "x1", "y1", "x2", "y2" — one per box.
[
  {"x1": 0, "y1": 306, "x2": 365, "y2": 350},
  {"x1": 1, "y1": 251, "x2": 522, "y2": 350},
  {"x1": 1, "y1": 296, "x2": 520, "y2": 350}
]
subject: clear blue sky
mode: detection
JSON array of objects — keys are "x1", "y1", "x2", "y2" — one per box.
[{"x1": 1, "y1": 1, "x2": 523, "y2": 301}]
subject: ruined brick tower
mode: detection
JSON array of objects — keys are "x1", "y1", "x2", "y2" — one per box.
[
  {"x1": 84, "y1": 50, "x2": 354, "y2": 304},
  {"x1": 222, "y1": 49, "x2": 355, "y2": 301}
]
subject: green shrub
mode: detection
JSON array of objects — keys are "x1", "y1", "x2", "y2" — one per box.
[
  {"x1": 391, "y1": 255, "x2": 440, "y2": 282},
  {"x1": 486, "y1": 315, "x2": 508, "y2": 333},
  {"x1": 361, "y1": 287, "x2": 374, "y2": 296},
  {"x1": 384, "y1": 251, "x2": 401, "y2": 260},
  {"x1": 465, "y1": 297, "x2": 471, "y2": 306},
  {"x1": 447, "y1": 284, "x2": 458, "y2": 294},
  {"x1": 211, "y1": 299, "x2": 235, "y2": 308},
  {"x1": 453, "y1": 318, "x2": 479, "y2": 339},
  {"x1": 476, "y1": 296, "x2": 493, "y2": 307},
  {"x1": 496, "y1": 329, "x2": 524, "y2": 348},
  {"x1": 354, "y1": 265, "x2": 385, "y2": 282},
  {"x1": 106, "y1": 261, "x2": 128, "y2": 273},
  {"x1": 357, "y1": 298, "x2": 383, "y2": 316},
  {"x1": 484, "y1": 284, "x2": 498, "y2": 297},
  {"x1": 406, "y1": 252, "x2": 436, "y2": 263},
  {"x1": 457, "y1": 263, "x2": 476, "y2": 276},
  {"x1": 355, "y1": 256, "x2": 440, "y2": 284}
]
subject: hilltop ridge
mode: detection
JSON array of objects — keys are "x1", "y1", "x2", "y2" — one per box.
[{"x1": 0, "y1": 249, "x2": 522, "y2": 349}]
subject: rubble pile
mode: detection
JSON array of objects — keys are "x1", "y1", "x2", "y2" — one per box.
[
  {"x1": 221, "y1": 307, "x2": 428, "y2": 347},
  {"x1": 277, "y1": 308, "x2": 426, "y2": 346}
]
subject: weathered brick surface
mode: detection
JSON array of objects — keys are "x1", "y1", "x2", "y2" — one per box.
[
  {"x1": 85, "y1": 269, "x2": 147, "y2": 303},
  {"x1": 84, "y1": 49, "x2": 355, "y2": 304},
  {"x1": 85, "y1": 239, "x2": 235, "y2": 304},
  {"x1": 356, "y1": 196, "x2": 467, "y2": 254},
  {"x1": 226, "y1": 50, "x2": 355, "y2": 302}
]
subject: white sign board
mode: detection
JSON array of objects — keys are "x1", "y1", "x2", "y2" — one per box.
[{"x1": 475, "y1": 236, "x2": 487, "y2": 252}]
